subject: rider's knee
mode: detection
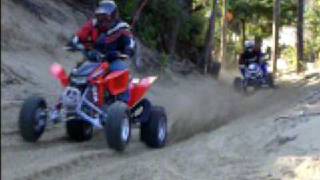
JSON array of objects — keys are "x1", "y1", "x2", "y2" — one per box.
[{"x1": 110, "y1": 59, "x2": 129, "y2": 72}]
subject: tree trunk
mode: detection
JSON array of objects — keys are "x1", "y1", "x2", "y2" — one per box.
[
  {"x1": 168, "y1": 0, "x2": 185, "y2": 57},
  {"x1": 296, "y1": 0, "x2": 304, "y2": 73},
  {"x1": 131, "y1": 0, "x2": 149, "y2": 31},
  {"x1": 131, "y1": 0, "x2": 149, "y2": 70},
  {"x1": 204, "y1": 0, "x2": 217, "y2": 74},
  {"x1": 241, "y1": 19, "x2": 246, "y2": 50},
  {"x1": 220, "y1": 0, "x2": 227, "y2": 66},
  {"x1": 168, "y1": 20, "x2": 181, "y2": 57},
  {"x1": 271, "y1": 0, "x2": 280, "y2": 76}
]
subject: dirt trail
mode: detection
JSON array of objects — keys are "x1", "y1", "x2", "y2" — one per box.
[
  {"x1": 2, "y1": 0, "x2": 320, "y2": 179},
  {"x1": 2, "y1": 75, "x2": 319, "y2": 180}
]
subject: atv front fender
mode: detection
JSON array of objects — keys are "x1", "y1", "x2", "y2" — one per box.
[{"x1": 50, "y1": 63, "x2": 70, "y2": 87}]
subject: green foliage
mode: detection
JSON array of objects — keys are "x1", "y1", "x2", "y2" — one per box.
[
  {"x1": 160, "y1": 52, "x2": 170, "y2": 68},
  {"x1": 116, "y1": 0, "x2": 139, "y2": 22},
  {"x1": 115, "y1": 0, "x2": 213, "y2": 62},
  {"x1": 282, "y1": 46, "x2": 297, "y2": 70},
  {"x1": 228, "y1": 0, "x2": 296, "y2": 38},
  {"x1": 179, "y1": 10, "x2": 208, "y2": 47},
  {"x1": 234, "y1": 40, "x2": 243, "y2": 55},
  {"x1": 134, "y1": 0, "x2": 183, "y2": 50},
  {"x1": 305, "y1": 0, "x2": 320, "y2": 56},
  {"x1": 114, "y1": 0, "x2": 302, "y2": 64},
  {"x1": 246, "y1": 20, "x2": 272, "y2": 39}
]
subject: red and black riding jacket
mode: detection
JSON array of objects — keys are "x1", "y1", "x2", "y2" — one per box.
[{"x1": 76, "y1": 18, "x2": 135, "y2": 60}]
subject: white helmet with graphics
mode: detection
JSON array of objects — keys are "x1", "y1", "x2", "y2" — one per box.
[{"x1": 244, "y1": 40, "x2": 255, "y2": 52}]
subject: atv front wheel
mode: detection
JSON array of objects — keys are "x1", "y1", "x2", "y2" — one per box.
[
  {"x1": 266, "y1": 73, "x2": 275, "y2": 88},
  {"x1": 66, "y1": 119, "x2": 93, "y2": 141},
  {"x1": 233, "y1": 77, "x2": 242, "y2": 91},
  {"x1": 19, "y1": 96, "x2": 47, "y2": 142},
  {"x1": 140, "y1": 106, "x2": 167, "y2": 148},
  {"x1": 104, "y1": 101, "x2": 131, "y2": 151},
  {"x1": 234, "y1": 77, "x2": 248, "y2": 94}
]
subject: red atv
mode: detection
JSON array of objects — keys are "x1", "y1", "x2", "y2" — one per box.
[{"x1": 19, "y1": 48, "x2": 168, "y2": 151}]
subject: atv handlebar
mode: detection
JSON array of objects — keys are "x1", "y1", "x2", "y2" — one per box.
[
  {"x1": 63, "y1": 46, "x2": 129, "y2": 63},
  {"x1": 63, "y1": 46, "x2": 105, "y2": 62}
]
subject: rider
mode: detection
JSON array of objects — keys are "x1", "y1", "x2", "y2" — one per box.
[
  {"x1": 69, "y1": 0, "x2": 135, "y2": 103},
  {"x1": 238, "y1": 40, "x2": 267, "y2": 78}
]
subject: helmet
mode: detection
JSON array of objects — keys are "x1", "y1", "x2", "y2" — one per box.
[
  {"x1": 244, "y1": 40, "x2": 255, "y2": 52},
  {"x1": 99, "y1": 0, "x2": 113, "y2": 5},
  {"x1": 95, "y1": 1, "x2": 118, "y2": 31},
  {"x1": 245, "y1": 40, "x2": 255, "y2": 49}
]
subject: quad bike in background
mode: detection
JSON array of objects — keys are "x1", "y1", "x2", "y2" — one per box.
[
  {"x1": 233, "y1": 62, "x2": 275, "y2": 94},
  {"x1": 18, "y1": 47, "x2": 167, "y2": 151}
]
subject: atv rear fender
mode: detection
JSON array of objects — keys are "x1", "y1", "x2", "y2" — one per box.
[{"x1": 128, "y1": 76, "x2": 157, "y2": 108}]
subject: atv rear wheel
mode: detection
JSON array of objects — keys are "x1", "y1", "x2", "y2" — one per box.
[
  {"x1": 131, "y1": 98, "x2": 151, "y2": 124},
  {"x1": 104, "y1": 101, "x2": 131, "y2": 151},
  {"x1": 19, "y1": 96, "x2": 47, "y2": 142},
  {"x1": 140, "y1": 106, "x2": 167, "y2": 148},
  {"x1": 66, "y1": 119, "x2": 93, "y2": 141}
]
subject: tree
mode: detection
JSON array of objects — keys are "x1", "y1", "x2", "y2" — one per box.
[
  {"x1": 296, "y1": 0, "x2": 304, "y2": 73},
  {"x1": 130, "y1": 0, "x2": 149, "y2": 31},
  {"x1": 220, "y1": 0, "x2": 227, "y2": 65},
  {"x1": 228, "y1": 1, "x2": 251, "y2": 49},
  {"x1": 228, "y1": 0, "x2": 295, "y2": 46},
  {"x1": 305, "y1": 0, "x2": 320, "y2": 64},
  {"x1": 203, "y1": 0, "x2": 218, "y2": 74},
  {"x1": 228, "y1": 0, "x2": 272, "y2": 51},
  {"x1": 271, "y1": 0, "x2": 280, "y2": 75}
]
